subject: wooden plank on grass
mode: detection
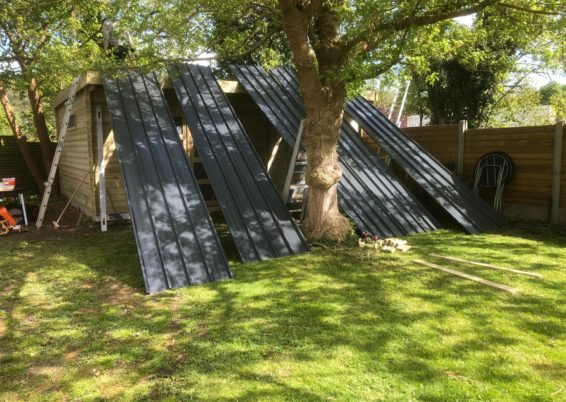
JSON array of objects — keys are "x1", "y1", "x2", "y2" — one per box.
[
  {"x1": 429, "y1": 254, "x2": 543, "y2": 278},
  {"x1": 413, "y1": 259, "x2": 520, "y2": 294}
]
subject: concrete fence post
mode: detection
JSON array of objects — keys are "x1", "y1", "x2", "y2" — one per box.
[
  {"x1": 457, "y1": 120, "x2": 468, "y2": 176},
  {"x1": 551, "y1": 120, "x2": 564, "y2": 224}
]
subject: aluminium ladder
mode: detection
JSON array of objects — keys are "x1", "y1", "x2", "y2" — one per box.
[
  {"x1": 35, "y1": 76, "x2": 80, "y2": 229},
  {"x1": 282, "y1": 120, "x2": 308, "y2": 219}
]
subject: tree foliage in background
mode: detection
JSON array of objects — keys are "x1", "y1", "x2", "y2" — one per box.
[
  {"x1": 2, "y1": 0, "x2": 563, "y2": 239},
  {"x1": 209, "y1": 3, "x2": 292, "y2": 74},
  {"x1": 0, "y1": 0, "x2": 134, "y2": 190},
  {"x1": 539, "y1": 81, "x2": 566, "y2": 119},
  {"x1": 0, "y1": 107, "x2": 8, "y2": 135},
  {"x1": 147, "y1": 0, "x2": 563, "y2": 239},
  {"x1": 407, "y1": 6, "x2": 564, "y2": 127},
  {"x1": 486, "y1": 83, "x2": 544, "y2": 127}
]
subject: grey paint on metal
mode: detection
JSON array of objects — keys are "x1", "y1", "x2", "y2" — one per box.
[
  {"x1": 230, "y1": 65, "x2": 438, "y2": 237},
  {"x1": 345, "y1": 97, "x2": 506, "y2": 234},
  {"x1": 168, "y1": 63, "x2": 309, "y2": 262},
  {"x1": 104, "y1": 72, "x2": 232, "y2": 293},
  {"x1": 272, "y1": 67, "x2": 439, "y2": 235}
]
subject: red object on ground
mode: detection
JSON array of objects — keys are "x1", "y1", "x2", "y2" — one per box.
[
  {"x1": 0, "y1": 177, "x2": 16, "y2": 192},
  {"x1": 0, "y1": 206, "x2": 16, "y2": 226}
]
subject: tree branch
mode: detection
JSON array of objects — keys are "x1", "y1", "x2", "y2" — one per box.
[
  {"x1": 277, "y1": 0, "x2": 322, "y2": 97},
  {"x1": 481, "y1": 73, "x2": 529, "y2": 125},
  {"x1": 342, "y1": 0, "x2": 497, "y2": 55},
  {"x1": 499, "y1": 2, "x2": 561, "y2": 16},
  {"x1": 378, "y1": 0, "x2": 497, "y2": 32}
]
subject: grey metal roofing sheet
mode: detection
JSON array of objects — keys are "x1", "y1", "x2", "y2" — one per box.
[
  {"x1": 104, "y1": 72, "x2": 232, "y2": 294},
  {"x1": 344, "y1": 97, "x2": 506, "y2": 234},
  {"x1": 168, "y1": 63, "x2": 309, "y2": 262},
  {"x1": 230, "y1": 64, "x2": 438, "y2": 237}
]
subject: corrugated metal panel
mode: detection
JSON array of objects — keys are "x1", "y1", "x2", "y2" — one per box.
[
  {"x1": 345, "y1": 97, "x2": 505, "y2": 234},
  {"x1": 273, "y1": 67, "x2": 439, "y2": 235},
  {"x1": 168, "y1": 63, "x2": 309, "y2": 262},
  {"x1": 104, "y1": 72, "x2": 232, "y2": 293},
  {"x1": 230, "y1": 64, "x2": 439, "y2": 237}
]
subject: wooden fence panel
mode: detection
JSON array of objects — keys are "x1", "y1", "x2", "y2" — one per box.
[
  {"x1": 0, "y1": 136, "x2": 44, "y2": 193},
  {"x1": 403, "y1": 124, "x2": 459, "y2": 167},
  {"x1": 464, "y1": 126, "x2": 555, "y2": 208},
  {"x1": 401, "y1": 123, "x2": 564, "y2": 221}
]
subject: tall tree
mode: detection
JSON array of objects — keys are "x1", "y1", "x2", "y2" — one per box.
[
  {"x1": 209, "y1": 3, "x2": 292, "y2": 72},
  {"x1": 0, "y1": 85, "x2": 45, "y2": 191},
  {"x1": 407, "y1": 4, "x2": 564, "y2": 127},
  {"x1": 137, "y1": 0, "x2": 566, "y2": 239},
  {"x1": 539, "y1": 81, "x2": 566, "y2": 119},
  {"x1": 0, "y1": 0, "x2": 126, "y2": 184},
  {"x1": 539, "y1": 81, "x2": 566, "y2": 104}
]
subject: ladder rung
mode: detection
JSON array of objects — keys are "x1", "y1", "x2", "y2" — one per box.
[{"x1": 35, "y1": 76, "x2": 80, "y2": 229}]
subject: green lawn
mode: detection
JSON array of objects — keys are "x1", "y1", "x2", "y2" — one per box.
[{"x1": 0, "y1": 225, "x2": 565, "y2": 401}]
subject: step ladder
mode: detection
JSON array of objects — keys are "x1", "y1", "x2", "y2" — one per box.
[
  {"x1": 35, "y1": 76, "x2": 80, "y2": 229},
  {"x1": 286, "y1": 151, "x2": 308, "y2": 219},
  {"x1": 282, "y1": 120, "x2": 308, "y2": 220}
]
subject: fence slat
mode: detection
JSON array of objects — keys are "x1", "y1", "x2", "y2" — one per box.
[{"x1": 0, "y1": 136, "x2": 44, "y2": 193}]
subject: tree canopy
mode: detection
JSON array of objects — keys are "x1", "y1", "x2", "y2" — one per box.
[
  {"x1": 0, "y1": 0, "x2": 133, "y2": 189},
  {"x1": 1, "y1": 0, "x2": 564, "y2": 239}
]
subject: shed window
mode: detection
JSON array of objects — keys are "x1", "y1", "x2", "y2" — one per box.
[{"x1": 67, "y1": 113, "x2": 76, "y2": 128}]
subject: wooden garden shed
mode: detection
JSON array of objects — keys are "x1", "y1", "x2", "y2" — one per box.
[{"x1": 52, "y1": 72, "x2": 292, "y2": 220}]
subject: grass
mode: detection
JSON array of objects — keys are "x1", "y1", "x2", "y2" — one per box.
[{"x1": 0, "y1": 224, "x2": 565, "y2": 401}]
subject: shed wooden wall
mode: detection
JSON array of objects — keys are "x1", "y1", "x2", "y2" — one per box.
[
  {"x1": 57, "y1": 86, "x2": 97, "y2": 216},
  {"x1": 55, "y1": 84, "x2": 290, "y2": 218}
]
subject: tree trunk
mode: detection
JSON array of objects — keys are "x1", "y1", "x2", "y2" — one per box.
[
  {"x1": 27, "y1": 77, "x2": 53, "y2": 173},
  {"x1": 0, "y1": 85, "x2": 46, "y2": 193},
  {"x1": 278, "y1": 0, "x2": 350, "y2": 240},
  {"x1": 301, "y1": 85, "x2": 350, "y2": 240}
]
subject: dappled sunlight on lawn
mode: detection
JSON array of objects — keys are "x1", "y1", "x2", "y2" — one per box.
[{"x1": 0, "y1": 225, "x2": 565, "y2": 400}]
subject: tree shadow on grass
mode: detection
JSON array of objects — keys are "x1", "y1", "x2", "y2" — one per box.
[
  {"x1": 1, "y1": 225, "x2": 565, "y2": 400},
  {"x1": 0, "y1": 227, "x2": 415, "y2": 400}
]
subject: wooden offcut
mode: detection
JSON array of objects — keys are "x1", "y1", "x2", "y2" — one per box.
[
  {"x1": 429, "y1": 254, "x2": 543, "y2": 278},
  {"x1": 413, "y1": 259, "x2": 519, "y2": 294}
]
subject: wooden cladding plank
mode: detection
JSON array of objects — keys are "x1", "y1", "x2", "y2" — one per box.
[
  {"x1": 467, "y1": 126, "x2": 555, "y2": 134},
  {"x1": 54, "y1": 84, "x2": 97, "y2": 216}
]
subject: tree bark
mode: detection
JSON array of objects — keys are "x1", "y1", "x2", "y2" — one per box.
[
  {"x1": 301, "y1": 85, "x2": 349, "y2": 240},
  {"x1": 27, "y1": 77, "x2": 53, "y2": 173},
  {"x1": 0, "y1": 85, "x2": 46, "y2": 193},
  {"x1": 279, "y1": 0, "x2": 350, "y2": 240}
]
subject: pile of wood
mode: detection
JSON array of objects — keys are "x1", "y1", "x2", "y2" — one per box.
[{"x1": 358, "y1": 237, "x2": 411, "y2": 253}]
